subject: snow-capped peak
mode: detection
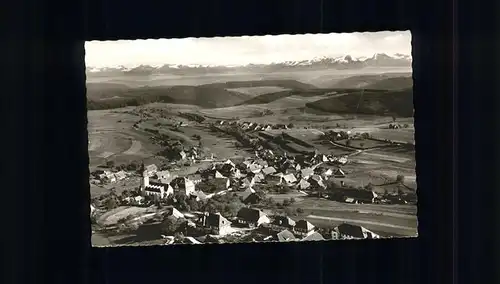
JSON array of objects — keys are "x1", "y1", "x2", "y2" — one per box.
[{"x1": 86, "y1": 52, "x2": 411, "y2": 74}]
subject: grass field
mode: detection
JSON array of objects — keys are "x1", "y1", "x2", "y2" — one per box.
[
  {"x1": 87, "y1": 109, "x2": 162, "y2": 170},
  {"x1": 226, "y1": 86, "x2": 291, "y2": 96},
  {"x1": 335, "y1": 138, "x2": 389, "y2": 149}
]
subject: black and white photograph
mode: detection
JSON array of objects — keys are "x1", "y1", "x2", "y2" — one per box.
[{"x1": 86, "y1": 31, "x2": 417, "y2": 247}]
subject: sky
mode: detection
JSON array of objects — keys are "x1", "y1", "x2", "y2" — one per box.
[{"x1": 85, "y1": 31, "x2": 411, "y2": 68}]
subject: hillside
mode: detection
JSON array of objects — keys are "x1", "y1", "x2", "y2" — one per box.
[
  {"x1": 305, "y1": 88, "x2": 414, "y2": 117},
  {"x1": 201, "y1": 79, "x2": 316, "y2": 91},
  {"x1": 238, "y1": 88, "x2": 390, "y2": 106},
  {"x1": 163, "y1": 85, "x2": 250, "y2": 108},
  {"x1": 328, "y1": 73, "x2": 412, "y2": 89},
  {"x1": 86, "y1": 84, "x2": 253, "y2": 110},
  {"x1": 364, "y1": 76, "x2": 413, "y2": 90}
]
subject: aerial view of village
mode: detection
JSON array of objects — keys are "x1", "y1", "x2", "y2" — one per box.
[{"x1": 86, "y1": 31, "x2": 417, "y2": 246}]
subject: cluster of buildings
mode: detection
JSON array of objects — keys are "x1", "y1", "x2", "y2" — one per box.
[
  {"x1": 90, "y1": 169, "x2": 129, "y2": 185},
  {"x1": 158, "y1": 205, "x2": 380, "y2": 244},
  {"x1": 215, "y1": 120, "x2": 291, "y2": 132}
]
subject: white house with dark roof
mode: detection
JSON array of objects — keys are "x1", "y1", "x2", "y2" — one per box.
[
  {"x1": 155, "y1": 170, "x2": 171, "y2": 180},
  {"x1": 280, "y1": 173, "x2": 298, "y2": 185}
]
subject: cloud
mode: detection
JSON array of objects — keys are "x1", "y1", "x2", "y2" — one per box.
[{"x1": 85, "y1": 31, "x2": 411, "y2": 67}]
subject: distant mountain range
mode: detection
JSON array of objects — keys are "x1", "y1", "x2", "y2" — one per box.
[{"x1": 86, "y1": 53, "x2": 412, "y2": 76}]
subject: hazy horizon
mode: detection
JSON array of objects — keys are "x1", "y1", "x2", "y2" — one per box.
[{"x1": 85, "y1": 31, "x2": 411, "y2": 68}]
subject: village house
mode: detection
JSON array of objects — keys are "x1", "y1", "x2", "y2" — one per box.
[
  {"x1": 162, "y1": 206, "x2": 184, "y2": 218},
  {"x1": 155, "y1": 170, "x2": 171, "y2": 180},
  {"x1": 309, "y1": 174, "x2": 326, "y2": 189},
  {"x1": 235, "y1": 208, "x2": 271, "y2": 228},
  {"x1": 341, "y1": 189, "x2": 375, "y2": 204},
  {"x1": 190, "y1": 190, "x2": 213, "y2": 202},
  {"x1": 264, "y1": 173, "x2": 282, "y2": 185},
  {"x1": 239, "y1": 177, "x2": 256, "y2": 189},
  {"x1": 276, "y1": 229, "x2": 296, "y2": 242},
  {"x1": 269, "y1": 215, "x2": 296, "y2": 232},
  {"x1": 114, "y1": 170, "x2": 127, "y2": 181},
  {"x1": 295, "y1": 220, "x2": 316, "y2": 237},
  {"x1": 334, "y1": 168, "x2": 347, "y2": 178},
  {"x1": 241, "y1": 187, "x2": 256, "y2": 200},
  {"x1": 248, "y1": 163, "x2": 263, "y2": 174},
  {"x1": 242, "y1": 192, "x2": 261, "y2": 205},
  {"x1": 301, "y1": 231, "x2": 325, "y2": 241},
  {"x1": 249, "y1": 172, "x2": 265, "y2": 183},
  {"x1": 102, "y1": 171, "x2": 116, "y2": 183},
  {"x1": 280, "y1": 173, "x2": 298, "y2": 186},
  {"x1": 297, "y1": 178, "x2": 311, "y2": 190},
  {"x1": 144, "y1": 164, "x2": 158, "y2": 177},
  {"x1": 197, "y1": 212, "x2": 232, "y2": 235},
  {"x1": 331, "y1": 223, "x2": 380, "y2": 240},
  {"x1": 187, "y1": 174, "x2": 203, "y2": 185},
  {"x1": 170, "y1": 177, "x2": 196, "y2": 196},
  {"x1": 300, "y1": 167, "x2": 315, "y2": 180},
  {"x1": 261, "y1": 166, "x2": 277, "y2": 176}
]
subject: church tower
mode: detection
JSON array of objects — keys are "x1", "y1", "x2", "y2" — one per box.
[{"x1": 140, "y1": 162, "x2": 149, "y2": 193}]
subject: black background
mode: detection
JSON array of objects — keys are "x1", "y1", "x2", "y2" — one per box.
[{"x1": 5, "y1": 0, "x2": 496, "y2": 283}]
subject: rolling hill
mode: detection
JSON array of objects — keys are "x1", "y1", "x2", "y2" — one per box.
[
  {"x1": 305, "y1": 88, "x2": 414, "y2": 117},
  {"x1": 86, "y1": 84, "x2": 254, "y2": 110},
  {"x1": 328, "y1": 73, "x2": 412, "y2": 89},
  {"x1": 86, "y1": 79, "x2": 317, "y2": 110}
]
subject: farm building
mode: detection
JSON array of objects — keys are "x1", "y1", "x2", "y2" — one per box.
[
  {"x1": 297, "y1": 179, "x2": 311, "y2": 190},
  {"x1": 235, "y1": 208, "x2": 271, "y2": 228},
  {"x1": 144, "y1": 164, "x2": 158, "y2": 177},
  {"x1": 170, "y1": 177, "x2": 196, "y2": 196},
  {"x1": 155, "y1": 170, "x2": 171, "y2": 180},
  {"x1": 270, "y1": 216, "x2": 296, "y2": 231},
  {"x1": 331, "y1": 223, "x2": 380, "y2": 240},
  {"x1": 242, "y1": 192, "x2": 262, "y2": 205},
  {"x1": 276, "y1": 230, "x2": 296, "y2": 242},
  {"x1": 334, "y1": 168, "x2": 347, "y2": 178},
  {"x1": 262, "y1": 166, "x2": 277, "y2": 176},
  {"x1": 114, "y1": 171, "x2": 127, "y2": 181},
  {"x1": 300, "y1": 167, "x2": 315, "y2": 180},
  {"x1": 280, "y1": 173, "x2": 298, "y2": 185},
  {"x1": 197, "y1": 212, "x2": 232, "y2": 235},
  {"x1": 301, "y1": 232, "x2": 325, "y2": 241},
  {"x1": 295, "y1": 220, "x2": 316, "y2": 237}
]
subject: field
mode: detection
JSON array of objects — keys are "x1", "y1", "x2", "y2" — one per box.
[
  {"x1": 226, "y1": 86, "x2": 292, "y2": 96},
  {"x1": 335, "y1": 138, "x2": 389, "y2": 149},
  {"x1": 287, "y1": 197, "x2": 417, "y2": 236},
  {"x1": 87, "y1": 109, "x2": 162, "y2": 170}
]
